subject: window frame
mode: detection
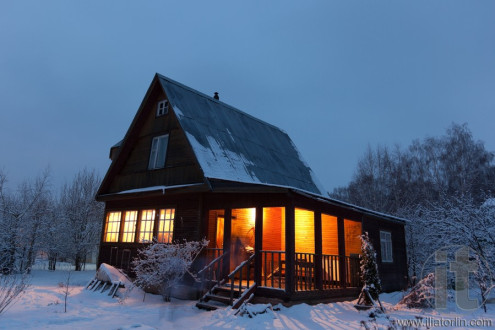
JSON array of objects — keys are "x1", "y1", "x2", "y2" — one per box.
[
  {"x1": 157, "y1": 208, "x2": 175, "y2": 244},
  {"x1": 138, "y1": 209, "x2": 156, "y2": 243},
  {"x1": 148, "y1": 134, "x2": 169, "y2": 170},
  {"x1": 379, "y1": 230, "x2": 393, "y2": 263},
  {"x1": 156, "y1": 100, "x2": 169, "y2": 117},
  {"x1": 121, "y1": 210, "x2": 138, "y2": 243},
  {"x1": 103, "y1": 211, "x2": 122, "y2": 243}
]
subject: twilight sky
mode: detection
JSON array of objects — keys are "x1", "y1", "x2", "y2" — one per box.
[{"x1": 1, "y1": 1, "x2": 494, "y2": 193}]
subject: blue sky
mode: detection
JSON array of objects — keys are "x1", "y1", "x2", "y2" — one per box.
[{"x1": 1, "y1": 1, "x2": 494, "y2": 193}]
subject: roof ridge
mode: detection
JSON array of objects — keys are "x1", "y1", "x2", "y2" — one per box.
[{"x1": 156, "y1": 73, "x2": 287, "y2": 135}]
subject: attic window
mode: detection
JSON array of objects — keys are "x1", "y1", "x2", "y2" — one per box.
[
  {"x1": 156, "y1": 100, "x2": 169, "y2": 116},
  {"x1": 148, "y1": 134, "x2": 169, "y2": 169}
]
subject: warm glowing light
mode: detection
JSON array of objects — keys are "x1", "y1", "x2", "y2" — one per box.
[
  {"x1": 295, "y1": 208, "x2": 315, "y2": 253},
  {"x1": 122, "y1": 211, "x2": 138, "y2": 242},
  {"x1": 104, "y1": 212, "x2": 121, "y2": 242},
  {"x1": 157, "y1": 208, "x2": 175, "y2": 243},
  {"x1": 248, "y1": 208, "x2": 256, "y2": 226},
  {"x1": 139, "y1": 209, "x2": 155, "y2": 243}
]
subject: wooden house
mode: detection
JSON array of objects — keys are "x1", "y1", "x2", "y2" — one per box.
[{"x1": 96, "y1": 74, "x2": 408, "y2": 309}]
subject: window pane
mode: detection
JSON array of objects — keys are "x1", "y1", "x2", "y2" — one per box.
[
  {"x1": 295, "y1": 208, "x2": 314, "y2": 254},
  {"x1": 380, "y1": 231, "x2": 393, "y2": 262},
  {"x1": 344, "y1": 219, "x2": 362, "y2": 256},
  {"x1": 104, "y1": 212, "x2": 121, "y2": 242},
  {"x1": 148, "y1": 138, "x2": 158, "y2": 169},
  {"x1": 122, "y1": 211, "x2": 138, "y2": 243},
  {"x1": 157, "y1": 208, "x2": 175, "y2": 243},
  {"x1": 155, "y1": 135, "x2": 168, "y2": 168},
  {"x1": 139, "y1": 209, "x2": 155, "y2": 243},
  {"x1": 322, "y1": 214, "x2": 338, "y2": 255}
]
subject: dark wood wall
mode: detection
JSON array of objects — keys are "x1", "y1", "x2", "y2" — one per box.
[
  {"x1": 98, "y1": 193, "x2": 203, "y2": 271},
  {"x1": 107, "y1": 84, "x2": 204, "y2": 194},
  {"x1": 362, "y1": 215, "x2": 408, "y2": 292}
]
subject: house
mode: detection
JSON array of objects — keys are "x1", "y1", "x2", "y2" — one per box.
[{"x1": 96, "y1": 73, "x2": 408, "y2": 308}]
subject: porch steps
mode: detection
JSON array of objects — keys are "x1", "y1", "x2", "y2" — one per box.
[{"x1": 196, "y1": 284, "x2": 243, "y2": 310}]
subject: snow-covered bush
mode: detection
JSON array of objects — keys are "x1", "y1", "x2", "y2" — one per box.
[
  {"x1": 360, "y1": 232, "x2": 382, "y2": 303},
  {"x1": 132, "y1": 239, "x2": 208, "y2": 301},
  {"x1": 398, "y1": 273, "x2": 436, "y2": 308}
]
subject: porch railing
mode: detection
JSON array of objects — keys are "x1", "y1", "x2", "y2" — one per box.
[
  {"x1": 345, "y1": 255, "x2": 361, "y2": 287},
  {"x1": 322, "y1": 254, "x2": 340, "y2": 289},
  {"x1": 205, "y1": 248, "x2": 223, "y2": 263},
  {"x1": 197, "y1": 251, "x2": 229, "y2": 296},
  {"x1": 260, "y1": 250, "x2": 285, "y2": 289},
  {"x1": 295, "y1": 252, "x2": 316, "y2": 291},
  {"x1": 227, "y1": 253, "x2": 256, "y2": 307}
]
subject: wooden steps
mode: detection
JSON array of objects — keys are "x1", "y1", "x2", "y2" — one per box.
[{"x1": 196, "y1": 254, "x2": 257, "y2": 311}]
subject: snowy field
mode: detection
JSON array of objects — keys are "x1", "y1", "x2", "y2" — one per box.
[{"x1": 1, "y1": 267, "x2": 494, "y2": 329}]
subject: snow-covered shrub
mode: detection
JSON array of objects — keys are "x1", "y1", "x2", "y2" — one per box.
[
  {"x1": 360, "y1": 232, "x2": 382, "y2": 303},
  {"x1": 132, "y1": 239, "x2": 208, "y2": 301},
  {"x1": 398, "y1": 273, "x2": 436, "y2": 308}
]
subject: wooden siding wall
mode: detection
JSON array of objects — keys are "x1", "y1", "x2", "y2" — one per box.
[
  {"x1": 344, "y1": 219, "x2": 362, "y2": 256},
  {"x1": 108, "y1": 86, "x2": 203, "y2": 193},
  {"x1": 321, "y1": 214, "x2": 338, "y2": 255},
  {"x1": 295, "y1": 208, "x2": 315, "y2": 254},
  {"x1": 262, "y1": 207, "x2": 285, "y2": 251},
  {"x1": 207, "y1": 210, "x2": 224, "y2": 249},
  {"x1": 362, "y1": 216, "x2": 408, "y2": 292}
]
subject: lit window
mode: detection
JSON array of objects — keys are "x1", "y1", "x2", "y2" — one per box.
[
  {"x1": 157, "y1": 208, "x2": 175, "y2": 243},
  {"x1": 104, "y1": 212, "x2": 121, "y2": 242},
  {"x1": 156, "y1": 100, "x2": 169, "y2": 116},
  {"x1": 148, "y1": 135, "x2": 169, "y2": 169},
  {"x1": 122, "y1": 211, "x2": 138, "y2": 243},
  {"x1": 380, "y1": 231, "x2": 393, "y2": 263},
  {"x1": 139, "y1": 209, "x2": 155, "y2": 243}
]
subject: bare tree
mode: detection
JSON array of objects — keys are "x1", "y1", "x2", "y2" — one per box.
[
  {"x1": 0, "y1": 271, "x2": 29, "y2": 315},
  {"x1": 59, "y1": 169, "x2": 103, "y2": 271},
  {"x1": 0, "y1": 169, "x2": 51, "y2": 273}
]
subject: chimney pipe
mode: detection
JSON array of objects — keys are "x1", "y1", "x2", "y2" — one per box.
[{"x1": 214, "y1": 92, "x2": 219, "y2": 100}]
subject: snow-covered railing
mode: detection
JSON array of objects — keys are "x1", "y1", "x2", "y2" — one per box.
[
  {"x1": 227, "y1": 253, "x2": 255, "y2": 306},
  {"x1": 198, "y1": 251, "x2": 229, "y2": 296}
]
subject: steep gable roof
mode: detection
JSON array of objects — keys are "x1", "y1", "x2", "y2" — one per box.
[{"x1": 158, "y1": 74, "x2": 326, "y2": 195}]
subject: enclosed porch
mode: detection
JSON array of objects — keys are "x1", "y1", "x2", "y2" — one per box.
[{"x1": 198, "y1": 200, "x2": 363, "y2": 308}]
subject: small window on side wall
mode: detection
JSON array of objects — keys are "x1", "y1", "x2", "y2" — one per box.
[
  {"x1": 380, "y1": 231, "x2": 393, "y2": 263},
  {"x1": 148, "y1": 134, "x2": 169, "y2": 169},
  {"x1": 156, "y1": 100, "x2": 169, "y2": 116}
]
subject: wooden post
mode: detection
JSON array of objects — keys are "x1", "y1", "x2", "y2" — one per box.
[
  {"x1": 314, "y1": 211, "x2": 323, "y2": 290},
  {"x1": 338, "y1": 217, "x2": 346, "y2": 288},
  {"x1": 223, "y1": 208, "x2": 232, "y2": 278},
  {"x1": 285, "y1": 201, "x2": 295, "y2": 296},
  {"x1": 254, "y1": 207, "x2": 263, "y2": 285}
]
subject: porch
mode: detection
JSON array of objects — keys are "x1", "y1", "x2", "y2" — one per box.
[{"x1": 197, "y1": 204, "x2": 363, "y2": 309}]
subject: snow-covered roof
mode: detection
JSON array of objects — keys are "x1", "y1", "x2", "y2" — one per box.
[{"x1": 158, "y1": 74, "x2": 326, "y2": 195}]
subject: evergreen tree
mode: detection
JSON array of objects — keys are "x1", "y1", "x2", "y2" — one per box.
[{"x1": 360, "y1": 232, "x2": 382, "y2": 303}]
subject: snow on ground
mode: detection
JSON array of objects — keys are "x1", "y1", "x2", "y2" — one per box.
[{"x1": 1, "y1": 267, "x2": 494, "y2": 329}]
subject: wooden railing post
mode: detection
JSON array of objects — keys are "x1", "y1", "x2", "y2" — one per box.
[
  {"x1": 254, "y1": 207, "x2": 263, "y2": 285},
  {"x1": 314, "y1": 211, "x2": 323, "y2": 290},
  {"x1": 337, "y1": 217, "x2": 346, "y2": 289},
  {"x1": 285, "y1": 202, "x2": 295, "y2": 295},
  {"x1": 223, "y1": 209, "x2": 232, "y2": 280}
]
